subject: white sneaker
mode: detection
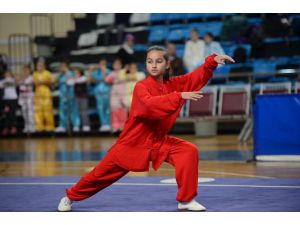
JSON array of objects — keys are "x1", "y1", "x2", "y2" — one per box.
[
  {"x1": 58, "y1": 196, "x2": 72, "y2": 212},
  {"x1": 82, "y1": 126, "x2": 91, "y2": 132},
  {"x1": 55, "y1": 126, "x2": 66, "y2": 133},
  {"x1": 99, "y1": 125, "x2": 111, "y2": 132},
  {"x1": 73, "y1": 127, "x2": 80, "y2": 132},
  {"x1": 178, "y1": 199, "x2": 206, "y2": 211}
]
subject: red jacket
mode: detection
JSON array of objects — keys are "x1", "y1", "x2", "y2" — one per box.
[{"x1": 108, "y1": 54, "x2": 218, "y2": 172}]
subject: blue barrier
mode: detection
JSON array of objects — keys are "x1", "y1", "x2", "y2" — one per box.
[{"x1": 254, "y1": 94, "x2": 300, "y2": 159}]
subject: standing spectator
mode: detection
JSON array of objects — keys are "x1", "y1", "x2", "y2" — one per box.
[
  {"x1": 105, "y1": 58, "x2": 127, "y2": 133},
  {"x1": 18, "y1": 65, "x2": 35, "y2": 133},
  {"x1": 204, "y1": 32, "x2": 225, "y2": 57},
  {"x1": 166, "y1": 42, "x2": 185, "y2": 77},
  {"x1": 55, "y1": 61, "x2": 80, "y2": 133},
  {"x1": 183, "y1": 28, "x2": 205, "y2": 72},
  {"x1": 32, "y1": 58, "x2": 55, "y2": 132},
  {"x1": 0, "y1": 71, "x2": 18, "y2": 135},
  {"x1": 117, "y1": 33, "x2": 136, "y2": 67},
  {"x1": 92, "y1": 59, "x2": 111, "y2": 132},
  {"x1": 74, "y1": 68, "x2": 91, "y2": 132},
  {"x1": 120, "y1": 62, "x2": 145, "y2": 110}
]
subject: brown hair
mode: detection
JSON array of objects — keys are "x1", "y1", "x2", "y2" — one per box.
[{"x1": 146, "y1": 45, "x2": 172, "y2": 81}]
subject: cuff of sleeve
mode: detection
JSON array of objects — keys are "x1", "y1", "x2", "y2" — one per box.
[
  {"x1": 205, "y1": 54, "x2": 218, "y2": 71},
  {"x1": 166, "y1": 92, "x2": 182, "y2": 109}
]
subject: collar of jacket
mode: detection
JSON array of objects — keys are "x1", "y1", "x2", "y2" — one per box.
[{"x1": 147, "y1": 74, "x2": 164, "y2": 86}]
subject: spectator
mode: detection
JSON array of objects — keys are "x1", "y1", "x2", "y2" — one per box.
[
  {"x1": 183, "y1": 28, "x2": 205, "y2": 72},
  {"x1": 120, "y1": 62, "x2": 145, "y2": 110},
  {"x1": 117, "y1": 33, "x2": 136, "y2": 67},
  {"x1": 18, "y1": 65, "x2": 35, "y2": 133},
  {"x1": 55, "y1": 61, "x2": 80, "y2": 133},
  {"x1": 166, "y1": 42, "x2": 185, "y2": 76},
  {"x1": 32, "y1": 58, "x2": 55, "y2": 132},
  {"x1": 92, "y1": 59, "x2": 112, "y2": 132},
  {"x1": 220, "y1": 14, "x2": 250, "y2": 42},
  {"x1": 105, "y1": 58, "x2": 127, "y2": 133},
  {"x1": 262, "y1": 14, "x2": 291, "y2": 38},
  {"x1": 74, "y1": 68, "x2": 91, "y2": 132},
  {"x1": 204, "y1": 32, "x2": 225, "y2": 57},
  {"x1": 0, "y1": 71, "x2": 18, "y2": 136}
]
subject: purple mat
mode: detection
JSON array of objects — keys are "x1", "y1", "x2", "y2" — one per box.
[{"x1": 0, "y1": 177, "x2": 299, "y2": 212}]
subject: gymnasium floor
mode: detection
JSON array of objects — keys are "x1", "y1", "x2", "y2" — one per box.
[{"x1": 0, "y1": 134, "x2": 300, "y2": 211}]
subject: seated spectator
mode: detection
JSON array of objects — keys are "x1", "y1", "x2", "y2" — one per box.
[
  {"x1": 204, "y1": 32, "x2": 225, "y2": 57},
  {"x1": 74, "y1": 68, "x2": 91, "y2": 132},
  {"x1": 166, "y1": 42, "x2": 185, "y2": 76},
  {"x1": 183, "y1": 28, "x2": 205, "y2": 72},
  {"x1": 262, "y1": 14, "x2": 291, "y2": 38},
  {"x1": 0, "y1": 71, "x2": 18, "y2": 136},
  {"x1": 105, "y1": 58, "x2": 127, "y2": 133},
  {"x1": 18, "y1": 65, "x2": 35, "y2": 133},
  {"x1": 220, "y1": 14, "x2": 250, "y2": 42}
]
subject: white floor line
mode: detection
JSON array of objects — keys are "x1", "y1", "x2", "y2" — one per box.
[
  {"x1": 157, "y1": 168, "x2": 274, "y2": 179},
  {"x1": 0, "y1": 182, "x2": 299, "y2": 189}
]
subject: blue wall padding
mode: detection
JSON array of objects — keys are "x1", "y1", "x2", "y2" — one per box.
[{"x1": 254, "y1": 94, "x2": 300, "y2": 156}]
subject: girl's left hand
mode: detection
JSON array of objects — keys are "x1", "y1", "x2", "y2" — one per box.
[{"x1": 214, "y1": 54, "x2": 235, "y2": 65}]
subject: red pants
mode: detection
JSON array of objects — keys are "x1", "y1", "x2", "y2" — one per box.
[{"x1": 66, "y1": 138, "x2": 199, "y2": 202}]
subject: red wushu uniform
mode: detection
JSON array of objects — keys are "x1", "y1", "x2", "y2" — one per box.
[{"x1": 66, "y1": 54, "x2": 218, "y2": 202}]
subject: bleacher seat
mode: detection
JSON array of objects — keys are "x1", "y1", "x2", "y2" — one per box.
[
  {"x1": 175, "y1": 44, "x2": 185, "y2": 58},
  {"x1": 77, "y1": 32, "x2": 98, "y2": 48},
  {"x1": 218, "y1": 84, "x2": 251, "y2": 116},
  {"x1": 188, "y1": 86, "x2": 218, "y2": 117},
  {"x1": 253, "y1": 60, "x2": 277, "y2": 81},
  {"x1": 134, "y1": 44, "x2": 148, "y2": 52},
  {"x1": 210, "y1": 65, "x2": 231, "y2": 83},
  {"x1": 148, "y1": 26, "x2": 169, "y2": 43},
  {"x1": 167, "y1": 14, "x2": 187, "y2": 21},
  {"x1": 129, "y1": 13, "x2": 150, "y2": 25},
  {"x1": 188, "y1": 22, "x2": 223, "y2": 38},
  {"x1": 167, "y1": 28, "x2": 190, "y2": 42},
  {"x1": 96, "y1": 13, "x2": 115, "y2": 27},
  {"x1": 259, "y1": 82, "x2": 292, "y2": 94},
  {"x1": 150, "y1": 14, "x2": 169, "y2": 23}
]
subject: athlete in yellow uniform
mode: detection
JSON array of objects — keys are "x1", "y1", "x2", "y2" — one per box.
[{"x1": 32, "y1": 59, "x2": 55, "y2": 131}]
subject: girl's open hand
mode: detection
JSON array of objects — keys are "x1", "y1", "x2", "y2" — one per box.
[
  {"x1": 181, "y1": 91, "x2": 203, "y2": 101},
  {"x1": 214, "y1": 54, "x2": 235, "y2": 65}
]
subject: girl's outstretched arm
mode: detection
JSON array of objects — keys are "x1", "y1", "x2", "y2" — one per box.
[{"x1": 170, "y1": 54, "x2": 234, "y2": 92}]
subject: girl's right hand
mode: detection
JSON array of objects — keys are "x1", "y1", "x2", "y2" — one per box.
[{"x1": 181, "y1": 91, "x2": 203, "y2": 101}]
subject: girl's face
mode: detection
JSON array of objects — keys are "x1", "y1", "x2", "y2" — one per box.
[
  {"x1": 74, "y1": 70, "x2": 81, "y2": 79},
  {"x1": 113, "y1": 60, "x2": 122, "y2": 71},
  {"x1": 146, "y1": 50, "x2": 169, "y2": 77},
  {"x1": 129, "y1": 63, "x2": 137, "y2": 74},
  {"x1": 60, "y1": 63, "x2": 68, "y2": 72},
  {"x1": 23, "y1": 67, "x2": 31, "y2": 76},
  {"x1": 37, "y1": 62, "x2": 45, "y2": 72},
  {"x1": 5, "y1": 71, "x2": 12, "y2": 78}
]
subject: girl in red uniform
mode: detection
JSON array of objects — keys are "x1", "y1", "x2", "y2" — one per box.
[{"x1": 58, "y1": 46, "x2": 234, "y2": 212}]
